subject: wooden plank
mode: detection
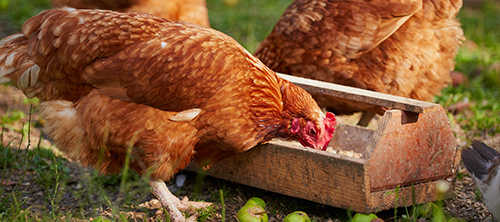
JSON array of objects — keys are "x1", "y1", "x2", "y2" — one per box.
[
  {"x1": 277, "y1": 73, "x2": 441, "y2": 113},
  {"x1": 366, "y1": 119, "x2": 461, "y2": 212},
  {"x1": 185, "y1": 139, "x2": 370, "y2": 212},
  {"x1": 366, "y1": 181, "x2": 441, "y2": 213},
  {"x1": 184, "y1": 115, "x2": 458, "y2": 212},
  {"x1": 364, "y1": 107, "x2": 458, "y2": 191},
  {"x1": 329, "y1": 124, "x2": 374, "y2": 155}
]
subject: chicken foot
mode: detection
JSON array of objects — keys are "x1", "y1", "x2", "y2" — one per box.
[{"x1": 149, "y1": 179, "x2": 212, "y2": 222}]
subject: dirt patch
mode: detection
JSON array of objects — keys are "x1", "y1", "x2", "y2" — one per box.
[{"x1": 445, "y1": 165, "x2": 494, "y2": 221}]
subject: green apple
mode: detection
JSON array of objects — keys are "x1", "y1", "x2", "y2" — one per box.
[
  {"x1": 351, "y1": 213, "x2": 378, "y2": 222},
  {"x1": 246, "y1": 197, "x2": 266, "y2": 208},
  {"x1": 236, "y1": 198, "x2": 268, "y2": 222},
  {"x1": 283, "y1": 211, "x2": 311, "y2": 222}
]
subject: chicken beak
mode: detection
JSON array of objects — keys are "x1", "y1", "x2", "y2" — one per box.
[{"x1": 318, "y1": 134, "x2": 332, "y2": 151}]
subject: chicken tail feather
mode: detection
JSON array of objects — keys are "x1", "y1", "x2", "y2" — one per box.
[
  {"x1": 0, "y1": 33, "x2": 41, "y2": 98},
  {"x1": 462, "y1": 141, "x2": 500, "y2": 182}
]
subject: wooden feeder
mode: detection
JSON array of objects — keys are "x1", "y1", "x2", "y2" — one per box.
[{"x1": 186, "y1": 74, "x2": 459, "y2": 213}]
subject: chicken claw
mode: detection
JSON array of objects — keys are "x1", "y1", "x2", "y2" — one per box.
[
  {"x1": 149, "y1": 179, "x2": 212, "y2": 222},
  {"x1": 178, "y1": 196, "x2": 213, "y2": 212}
]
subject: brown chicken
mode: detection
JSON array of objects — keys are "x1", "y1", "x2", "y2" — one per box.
[
  {"x1": 254, "y1": 0, "x2": 464, "y2": 125},
  {"x1": 0, "y1": 8, "x2": 337, "y2": 221},
  {"x1": 50, "y1": 0, "x2": 210, "y2": 27}
]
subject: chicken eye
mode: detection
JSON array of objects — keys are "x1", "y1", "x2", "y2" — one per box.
[{"x1": 309, "y1": 128, "x2": 317, "y2": 136}]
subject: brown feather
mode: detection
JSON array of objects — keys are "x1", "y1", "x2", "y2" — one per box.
[
  {"x1": 40, "y1": 90, "x2": 198, "y2": 181},
  {"x1": 1, "y1": 8, "x2": 334, "y2": 177},
  {"x1": 254, "y1": 0, "x2": 464, "y2": 115}
]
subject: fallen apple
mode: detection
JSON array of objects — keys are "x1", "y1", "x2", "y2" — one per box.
[
  {"x1": 351, "y1": 213, "x2": 379, "y2": 222},
  {"x1": 283, "y1": 211, "x2": 311, "y2": 222},
  {"x1": 246, "y1": 197, "x2": 266, "y2": 208},
  {"x1": 236, "y1": 197, "x2": 268, "y2": 222}
]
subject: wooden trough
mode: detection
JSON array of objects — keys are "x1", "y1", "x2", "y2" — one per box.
[{"x1": 186, "y1": 74, "x2": 459, "y2": 213}]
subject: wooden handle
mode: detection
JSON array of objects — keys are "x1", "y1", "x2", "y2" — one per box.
[{"x1": 278, "y1": 73, "x2": 441, "y2": 113}]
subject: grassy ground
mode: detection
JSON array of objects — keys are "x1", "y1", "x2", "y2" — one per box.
[
  {"x1": 0, "y1": 0, "x2": 499, "y2": 221},
  {"x1": 435, "y1": 0, "x2": 500, "y2": 138}
]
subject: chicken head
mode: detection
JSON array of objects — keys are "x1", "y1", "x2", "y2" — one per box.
[{"x1": 291, "y1": 112, "x2": 336, "y2": 151}]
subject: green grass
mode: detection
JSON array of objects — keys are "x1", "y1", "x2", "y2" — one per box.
[
  {"x1": 434, "y1": 0, "x2": 500, "y2": 137},
  {"x1": 0, "y1": 135, "x2": 175, "y2": 221},
  {"x1": 206, "y1": 0, "x2": 293, "y2": 52},
  {"x1": 0, "y1": 0, "x2": 51, "y2": 37}
]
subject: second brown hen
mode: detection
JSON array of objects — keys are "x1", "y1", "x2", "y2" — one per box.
[
  {"x1": 255, "y1": 0, "x2": 464, "y2": 124},
  {"x1": 50, "y1": 0, "x2": 210, "y2": 27}
]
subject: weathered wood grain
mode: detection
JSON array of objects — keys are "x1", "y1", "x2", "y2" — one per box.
[
  {"x1": 367, "y1": 180, "x2": 441, "y2": 212},
  {"x1": 278, "y1": 73, "x2": 441, "y2": 113},
  {"x1": 186, "y1": 139, "x2": 369, "y2": 212},
  {"x1": 365, "y1": 107, "x2": 459, "y2": 191}
]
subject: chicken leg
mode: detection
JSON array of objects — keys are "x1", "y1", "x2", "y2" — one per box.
[{"x1": 149, "y1": 179, "x2": 213, "y2": 221}]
